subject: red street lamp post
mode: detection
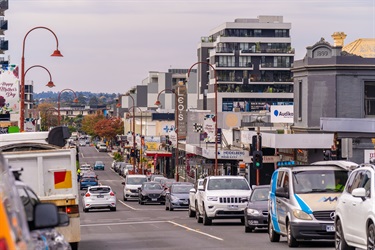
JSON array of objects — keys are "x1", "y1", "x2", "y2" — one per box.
[
  {"x1": 154, "y1": 88, "x2": 179, "y2": 180},
  {"x1": 21, "y1": 26, "x2": 63, "y2": 132},
  {"x1": 125, "y1": 93, "x2": 136, "y2": 172},
  {"x1": 188, "y1": 62, "x2": 218, "y2": 176},
  {"x1": 57, "y1": 88, "x2": 79, "y2": 125},
  {"x1": 129, "y1": 106, "x2": 143, "y2": 172}
]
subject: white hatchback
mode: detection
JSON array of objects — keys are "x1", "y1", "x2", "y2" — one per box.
[
  {"x1": 335, "y1": 163, "x2": 375, "y2": 250},
  {"x1": 82, "y1": 185, "x2": 116, "y2": 212}
]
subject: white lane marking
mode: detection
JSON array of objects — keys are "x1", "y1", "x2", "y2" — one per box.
[
  {"x1": 117, "y1": 200, "x2": 165, "y2": 211},
  {"x1": 81, "y1": 220, "x2": 223, "y2": 241},
  {"x1": 167, "y1": 221, "x2": 223, "y2": 241}
]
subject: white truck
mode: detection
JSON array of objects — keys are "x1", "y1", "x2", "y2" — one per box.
[
  {"x1": 196, "y1": 176, "x2": 252, "y2": 225},
  {"x1": 0, "y1": 129, "x2": 81, "y2": 250}
]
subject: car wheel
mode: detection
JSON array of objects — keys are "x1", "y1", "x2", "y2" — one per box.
[
  {"x1": 83, "y1": 208, "x2": 88, "y2": 213},
  {"x1": 123, "y1": 196, "x2": 127, "y2": 201},
  {"x1": 335, "y1": 218, "x2": 354, "y2": 250},
  {"x1": 287, "y1": 221, "x2": 298, "y2": 247},
  {"x1": 368, "y1": 223, "x2": 375, "y2": 250},
  {"x1": 245, "y1": 226, "x2": 254, "y2": 233},
  {"x1": 140, "y1": 201, "x2": 144, "y2": 205},
  {"x1": 240, "y1": 218, "x2": 245, "y2": 225},
  {"x1": 202, "y1": 205, "x2": 212, "y2": 226},
  {"x1": 196, "y1": 202, "x2": 203, "y2": 223},
  {"x1": 165, "y1": 204, "x2": 169, "y2": 210},
  {"x1": 169, "y1": 203, "x2": 174, "y2": 211},
  {"x1": 268, "y1": 218, "x2": 280, "y2": 242},
  {"x1": 188, "y1": 205, "x2": 196, "y2": 218},
  {"x1": 110, "y1": 207, "x2": 116, "y2": 212}
]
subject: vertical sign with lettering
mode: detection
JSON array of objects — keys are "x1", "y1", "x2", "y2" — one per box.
[
  {"x1": 176, "y1": 82, "x2": 187, "y2": 139},
  {"x1": 0, "y1": 67, "x2": 20, "y2": 114}
]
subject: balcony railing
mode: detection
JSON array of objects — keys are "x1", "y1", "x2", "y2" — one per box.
[
  {"x1": 260, "y1": 62, "x2": 292, "y2": 68},
  {"x1": 216, "y1": 62, "x2": 253, "y2": 68}
]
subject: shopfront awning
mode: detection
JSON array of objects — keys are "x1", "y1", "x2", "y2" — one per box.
[{"x1": 145, "y1": 150, "x2": 172, "y2": 157}]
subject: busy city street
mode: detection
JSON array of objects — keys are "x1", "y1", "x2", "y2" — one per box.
[{"x1": 77, "y1": 146, "x2": 335, "y2": 250}]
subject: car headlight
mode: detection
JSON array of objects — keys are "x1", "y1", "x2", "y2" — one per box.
[
  {"x1": 293, "y1": 209, "x2": 313, "y2": 220},
  {"x1": 246, "y1": 208, "x2": 260, "y2": 215},
  {"x1": 207, "y1": 196, "x2": 218, "y2": 201},
  {"x1": 125, "y1": 188, "x2": 131, "y2": 191}
]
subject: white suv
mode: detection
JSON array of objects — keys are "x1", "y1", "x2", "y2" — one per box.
[
  {"x1": 335, "y1": 163, "x2": 375, "y2": 250},
  {"x1": 196, "y1": 176, "x2": 251, "y2": 225}
]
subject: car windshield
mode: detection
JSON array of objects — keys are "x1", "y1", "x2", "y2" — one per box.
[
  {"x1": 90, "y1": 187, "x2": 110, "y2": 193},
  {"x1": 144, "y1": 183, "x2": 162, "y2": 190},
  {"x1": 250, "y1": 188, "x2": 269, "y2": 201},
  {"x1": 293, "y1": 170, "x2": 348, "y2": 194},
  {"x1": 171, "y1": 185, "x2": 193, "y2": 193},
  {"x1": 126, "y1": 166, "x2": 133, "y2": 170},
  {"x1": 127, "y1": 177, "x2": 147, "y2": 185},
  {"x1": 207, "y1": 178, "x2": 250, "y2": 190},
  {"x1": 96, "y1": 161, "x2": 103, "y2": 165},
  {"x1": 82, "y1": 177, "x2": 97, "y2": 182}
]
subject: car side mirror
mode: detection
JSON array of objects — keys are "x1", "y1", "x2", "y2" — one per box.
[
  {"x1": 121, "y1": 182, "x2": 125, "y2": 185},
  {"x1": 33, "y1": 203, "x2": 60, "y2": 230},
  {"x1": 352, "y1": 187, "x2": 366, "y2": 201},
  {"x1": 58, "y1": 212, "x2": 70, "y2": 227}
]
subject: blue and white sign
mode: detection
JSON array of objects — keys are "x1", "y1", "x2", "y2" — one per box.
[{"x1": 270, "y1": 105, "x2": 294, "y2": 123}]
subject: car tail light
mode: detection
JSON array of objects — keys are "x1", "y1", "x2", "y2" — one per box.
[
  {"x1": 85, "y1": 193, "x2": 91, "y2": 197},
  {"x1": 66, "y1": 205, "x2": 79, "y2": 214},
  {"x1": 110, "y1": 192, "x2": 115, "y2": 196},
  {"x1": 0, "y1": 238, "x2": 9, "y2": 250}
]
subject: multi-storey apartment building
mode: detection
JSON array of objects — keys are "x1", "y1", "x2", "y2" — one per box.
[
  {"x1": 197, "y1": 15, "x2": 294, "y2": 113},
  {"x1": 0, "y1": 0, "x2": 8, "y2": 69}
]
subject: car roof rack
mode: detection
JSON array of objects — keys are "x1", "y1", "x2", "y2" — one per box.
[{"x1": 311, "y1": 160, "x2": 359, "y2": 171}]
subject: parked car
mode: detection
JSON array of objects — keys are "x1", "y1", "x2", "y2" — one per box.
[
  {"x1": 138, "y1": 182, "x2": 165, "y2": 205},
  {"x1": 79, "y1": 141, "x2": 86, "y2": 147},
  {"x1": 82, "y1": 185, "x2": 116, "y2": 212},
  {"x1": 122, "y1": 164, "x2": 135, "y2": 177},
  {"x1": 244, "y1": 185, "x2": 270, "y2": 233},
  {"x1": 98, "y1": 143, "x2": 107, "y2": 152},
  {"x1": 268, "y1": 161, "x2": 356, "y2": 247},
  {"x1": 153, "y1": 176, "x2": 167, "y2": 184},
  {"x1": 335, "y1": 163, "x2": 374, "y2": 250},
  {"x1": 165, "y1": 182, "x2": 194, "y2": 211},
  {"x1": 122, "y1": 174, "x2": 148, "y2": 201},
  {"x1": 94, "y1": 161, "x2": 105, "y2": 170},
  {"x1": 149, "y1": 174, "x2": 164, "y2": 182},
  {"x1": 79, "y1": 173, "x2": 99, "y2": 190},
  {"x1": 80, "y1": 163, "x2": 91, "y2": 175},
  {"x1": 188, "y1": 179, "x2": 204, "y2": 217}
]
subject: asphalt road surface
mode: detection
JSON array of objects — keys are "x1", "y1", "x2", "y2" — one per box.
[{"x1": 78, "y1": 145, "x2": 335, "y2": 250}]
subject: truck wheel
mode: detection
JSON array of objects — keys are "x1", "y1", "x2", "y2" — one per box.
[
  {"x1": 268, "y1": 219, "x2": 280, "y2": 242},
  {"x1": 203, "y1": 206, "x2": 212, "y2": 226},
  {"x1": 188, "y1": 205, "x2": 196, "y2": 218},
  {"x1": 70, "y1": 242, "x2": 79, "y2": 250},
  {"x1": 196, "y1": 203, "x2": 203, "y2": 223},
  {"x1": 287, "y1": 221, "x2": 298, "y2": 247}
]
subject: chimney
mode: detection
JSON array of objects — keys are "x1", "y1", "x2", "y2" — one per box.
[{"x1": 331, "y1": 32, "x2": 347, "y2": 47}]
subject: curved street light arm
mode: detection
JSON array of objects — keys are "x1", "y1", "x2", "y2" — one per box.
[{"x1": 58, "y1": 88, "x2": 78, "y2": 126}]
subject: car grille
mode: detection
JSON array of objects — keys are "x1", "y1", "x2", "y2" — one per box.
[
  {"x1": 262, "y1": 210, "x2": 268, "y2": 216},
  {"x1": 148, "y1": 194, "x2": 161, "y2": 199},
  {"x1": 130, "y1": 189, "x2": 138, "y2": 193},
  {"x1": 313, "y1": 210, "x2": 335, "y2": 221},
  {"x1": 219, "y1": 197, "x2": 245, "y2": 203}
]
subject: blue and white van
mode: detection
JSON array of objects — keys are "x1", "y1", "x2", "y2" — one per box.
[{"x1": 268, "y1": 161, "x2": 358, "y2": 247}]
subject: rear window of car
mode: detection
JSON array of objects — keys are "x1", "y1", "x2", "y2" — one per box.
[
  {"x1": 82, "y1": 177, "x2": 97, "y2": 182},
  {"x1": 95, "y1": 161, "x2": 103, "y2": 165},
  {"x1": 250, "y1": 188, "x2": 269, "y2": 201},
  {"x1": 144, "y1": 183, "x2": 162, "y2": 190},
  {"x1": 171, "y1": 185, "x2": 193, "y2": 193},
  {"x1": 90, "y1": 187, "x2": 111, "y2": 193}
]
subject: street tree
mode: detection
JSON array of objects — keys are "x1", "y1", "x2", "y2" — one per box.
[{"x1": 81, "y1": 113, "x2": 105, "y2": 137}]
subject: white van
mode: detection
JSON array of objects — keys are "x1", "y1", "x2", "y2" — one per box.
[
  {"x1": 121, "y1": 174, "x2": 148, "y2": 201},
  {"x1": 268, "y1": 161, "x2": 358, "y2": 247}
]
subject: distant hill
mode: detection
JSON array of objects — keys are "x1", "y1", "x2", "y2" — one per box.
[{"x1": 34, "y1": 91, "x2": 119, "y2": 105}]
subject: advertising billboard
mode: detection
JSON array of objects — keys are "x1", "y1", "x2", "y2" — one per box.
[{"x1": 270, "y1": 105, "x2": 294, "y2": 123}]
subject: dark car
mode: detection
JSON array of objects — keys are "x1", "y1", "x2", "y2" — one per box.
[
  {"x1": 244, "y1": 185, "x2": 270, "y2": 233},
  {"x1": 80, "y1": 173, "x2": 99, "y2": 190},
  {"x1": 138, "y1": 182, "x2": 165, "y2": 205},
  {"x1": 165, "y1": 182, "x2": 193, "y2": 211},
  {"x1": 94, "y1": 161, "x2": 105, "y2": 170}
]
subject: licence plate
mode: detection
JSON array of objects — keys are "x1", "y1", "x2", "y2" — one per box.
[
  {"x1": 152, "y1": 198, "x2": 157, "y2": 201},
  {"x1": 97, "y1": 195, "x2": 104, "y2": 198},
  {"x1": 326, "y1": 225, "x2": 335, "y2": 232},
  {"x1": 227, "y1": 205, "x2": 239, "y2": 209}
]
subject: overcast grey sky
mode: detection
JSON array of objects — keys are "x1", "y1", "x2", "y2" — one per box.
[{"x1": 5, "y1": 0, "x2": 375, "y2": 93}]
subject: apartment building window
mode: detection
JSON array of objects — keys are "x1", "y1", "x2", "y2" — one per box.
[
  {"x1": 275, "y1": 29, "x2": 288, "y2": 37},
  {"x1": 254, "y1": 29, "x2": 262, "y2": 37},
  {"x1": 218, "y1": 56, "x2": 235, "y2": 67},
  {"x1": 365, "y1": 81, "x2": 375, "y2": 116},
  {"x1": 239, "y1": 56, "x2": 251, "y2": 67}
]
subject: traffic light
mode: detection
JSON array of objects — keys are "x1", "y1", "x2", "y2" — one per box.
[{"x1": 252, "y1": 150, "x2": 263, "y2": 169}]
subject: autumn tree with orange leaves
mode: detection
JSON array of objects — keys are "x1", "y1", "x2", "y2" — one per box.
[{"x1": 94, "y1": 117, "x2": 123, "y2": 141}]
